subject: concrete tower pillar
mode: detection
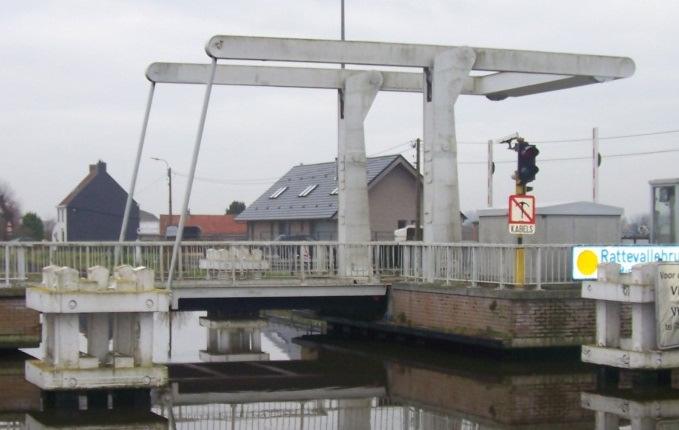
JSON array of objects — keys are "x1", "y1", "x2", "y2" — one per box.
[
  {"x1": 337, "y1": 71, "x2": 382, "y2": 278},
  {"x1": 422, "y1": 47, "x2": 476, "y2": 244}
]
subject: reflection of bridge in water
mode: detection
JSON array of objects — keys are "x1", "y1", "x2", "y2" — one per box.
[{"x1": 16, "y1": 326, "x2": 679, "y2": 429}]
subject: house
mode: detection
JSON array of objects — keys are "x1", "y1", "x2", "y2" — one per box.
[
  {"x1": 52, "y1": 161, "x2": 138, "y2": 242},
  {"x1": 159, "y1": 214, "x2": 247, "y2": 240},
  {"x1": 237, "y1": 154, "x2": 422, "y2": 241},
  {"x1": 477, "y1": 201, "x2": 623, "y2": 244},
  {"x1": 137, "y1": 210, "x2": 160, "y2": 240}
]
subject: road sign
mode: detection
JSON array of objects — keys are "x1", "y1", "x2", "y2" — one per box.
[
  {"x1": 656, "y1": 263, "x2": 679, "y2": 350},
  {"x1": 508, "y1": 194, "x2": 535, "y2": 235},
  {"x1": 572, "y1": 245, "x2": 679, "y2": 280}
]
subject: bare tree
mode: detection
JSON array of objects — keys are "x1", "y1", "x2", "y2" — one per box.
[
  {"x1": 42, "y1": 218, "x2": 56, "y2": 240},
  {"x1": 0, "y1": 180, "x2": 21, "y2": 240}
]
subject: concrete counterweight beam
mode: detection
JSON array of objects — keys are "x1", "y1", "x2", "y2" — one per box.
[{"x1": 337, "y1": 71, "x2": 382, "y2": 278}]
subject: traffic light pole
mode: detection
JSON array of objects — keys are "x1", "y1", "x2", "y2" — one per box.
[{"x1": 515, "y1": 181, "x2": 526, "y2": 288}]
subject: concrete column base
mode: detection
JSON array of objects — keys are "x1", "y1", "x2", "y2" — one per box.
[
  {"x1": 198, "y1": 351, "x2": 270, "y2": 363},
  {"x1": 25, "y1": 359, "x2": 167, "y2": 390},
  {"x1": 582, "y1": 345, "x2": 679, "y2": 369}
]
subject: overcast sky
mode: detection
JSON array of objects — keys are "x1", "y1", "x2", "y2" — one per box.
[{"x1": 2, "y1": 0, "x2": 678, "y2": 222}]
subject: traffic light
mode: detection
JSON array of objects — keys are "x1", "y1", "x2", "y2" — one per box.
[{"x1": 516, "y1": 142, "x2": 539, "y2": 185}]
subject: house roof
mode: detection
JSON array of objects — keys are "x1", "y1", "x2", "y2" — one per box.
[
  {"x1": 237, "y1": 154, "x2": 415, "y2": 221},
  {"x1": 139, "y1": 210, "x2": 159, "y2": 222},
  {"x1": 159, "y1": 214, "x2": 246, "y2": 236},
  {"x1": 477, "y1": 201, "x2": 624, "y2": 217},
  {"x1": 58, "y1": 161, "x2": 138, "y2": 210},
  {"x1": 59, "y1": 161, "x2": 104, "y2": 206}
]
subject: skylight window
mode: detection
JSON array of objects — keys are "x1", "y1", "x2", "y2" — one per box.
[
  {"x1": 269, "y1": 186, "x2": 288, "y2": 199},
  {"x1": 330, "y1": 187, "x2": 338, "y2": 195},
  {"x1": 299, "y1": 184, "x2": 318, "y2": 197}
]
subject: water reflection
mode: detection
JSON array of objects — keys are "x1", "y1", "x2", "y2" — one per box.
[{"x1": 8, "y1": 312, "x2": 679, "y2": 429}]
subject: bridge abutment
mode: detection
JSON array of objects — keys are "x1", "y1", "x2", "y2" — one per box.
[{"x1": 199, "y1": 316, "x2": 269, "y2": 362}]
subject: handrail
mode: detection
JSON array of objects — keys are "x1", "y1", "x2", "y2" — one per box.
[{"x1": 0, "y1": 241, "x2": 576, "y2": 288}]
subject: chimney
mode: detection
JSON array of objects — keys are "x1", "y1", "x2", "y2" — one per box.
[{"x1": 89, "y1": 160, "x2": 107, "y2": 174}]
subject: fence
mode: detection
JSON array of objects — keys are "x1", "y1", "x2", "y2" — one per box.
[{"x1": 0, "y1": 241, "x2": 574, "y2": 288}]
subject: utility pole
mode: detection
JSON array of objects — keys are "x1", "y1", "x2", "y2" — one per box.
[
  {"x1": 592, "y1": 127, "x2": 599, "y2": 203},
  {"x1": 487, "y1": 139, "x2": 493, "y2": 207},
  {"x1": 167, "y1": 166, "x2": 173, "y2": 219},
  {"x1": 414, "y1": 138, "x2": 422, "y2": 240},
  {"x1": 151, "y1": 157, "x2": 173, "y2": 219}
]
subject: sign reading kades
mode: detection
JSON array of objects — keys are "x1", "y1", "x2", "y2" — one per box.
[{"x1": 508, "y1": 195, "x2": 536, "y2": 235}]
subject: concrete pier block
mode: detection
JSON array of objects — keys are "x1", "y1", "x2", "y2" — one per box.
[
  {"x1": 86, "y1": 313, "x2": 110, "y2": 363},
  {"x1": 596, "y1": 301, "x2": 621, "y2": 348},
  {"x1": 51, "y1": 314, "x2": 80, "y2": 368},
  {"x1": 27, "y1": 264, "x2": 168, "y2": 391},
  {"x1": 113, "y1": 313, "x2": 135, "y2": 358},
  {"x1": 631, "y1": 302, "x2": 656, "y2": 351},
  {"x1": 135, "y1": 313, "x2": 154, "y2": 366},
  {"x1": 338, "y1": 398, "x2": 372, "y2": 430}
]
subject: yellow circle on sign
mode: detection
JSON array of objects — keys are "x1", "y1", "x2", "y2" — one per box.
[{"x1": 577, "y1": 250, "x2": 598, "y2": 275}]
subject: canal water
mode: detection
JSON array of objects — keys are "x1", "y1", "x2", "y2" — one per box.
[{"x1": 2, "y1": 311, "x2": 677, "y2": 429}]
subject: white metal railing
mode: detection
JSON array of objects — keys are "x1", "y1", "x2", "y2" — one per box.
[{"x1": 0, "y1": 241, "x2": 575, "y2": 288}]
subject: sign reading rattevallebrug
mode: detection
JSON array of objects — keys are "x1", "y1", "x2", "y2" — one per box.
[{"x1": 656, "y1": 263, "x2": 679, "y2": 350}]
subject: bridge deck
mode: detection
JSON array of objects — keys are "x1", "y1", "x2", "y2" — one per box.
[{"x1": 168, "y1": 279, "x2": 387, "y2": 309}]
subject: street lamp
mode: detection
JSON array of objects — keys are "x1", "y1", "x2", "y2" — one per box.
[{"x1": 150, "y1": 157, "x2": 173, "y2": 219}]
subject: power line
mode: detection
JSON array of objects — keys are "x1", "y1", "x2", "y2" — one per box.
[
  {"x1": 459, "y1": 147, "x2": 679, "y2": 165},
  {"x1": 529, "y1": 128, "x2": 679, "y2": 144},
  {"x1": 368, "y1": 139, "x2": 414, "y2": 156},
  {"x1": 370, "y1": 128, "x2": 679, "y2": 151},
  {"x1": 173, "y1": 170, "x2": 279, "y2": 185}
]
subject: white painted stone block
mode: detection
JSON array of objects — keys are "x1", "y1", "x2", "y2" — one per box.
[
  {"x1": 597, "y1": 263, "x2": 621, "y2": 283},
  {"x1": 112, "y1": 354, "x2": 135, "y2": 369},
  {"x1": 54, "y1": 267, "x2": 79, "y2": 292},
  {"x1": 41, "y1": 265, "x2": 60, "y2": 288},
  {"x1": 133, "y1": 267, "x2": 154, "y2": 291},
  {"x1": 78, "y1": 354, "x2": 100, "y2": 369},
  {"x1": 113, "y1": 265, "x2": 137, "y2": 291},
  {"x1": 630, "y1": 263, "x2": 657, "y2": 285},
  {"x1": 87, "y1": 265, "x2": 110, "y2": 288}
]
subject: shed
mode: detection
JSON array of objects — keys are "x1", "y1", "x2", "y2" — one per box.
[{"x1": 477, "y1": 201, "x2": 623, "y2": 244}]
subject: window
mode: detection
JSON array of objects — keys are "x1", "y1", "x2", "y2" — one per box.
[
  {"x1": 269, "y1": 186, "x2": 288, "y2": 199},
  {"x1": 298, "y1": 184, "x2": 317, "y2": 197},
  {"x1": 330, "y1": 187, "x2": 338, "y2": 195}
]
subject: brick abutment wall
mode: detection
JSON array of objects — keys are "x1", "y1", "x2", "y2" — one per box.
[
  {"x1": 389, "y1": 285, "x2": 595, "y2": 348},
  {"x1": 0, "y1": 289, "x2": 40, "y2": 348},
  {"x1": 387, "y1": 362, "x2": 595, "y2": 425}
]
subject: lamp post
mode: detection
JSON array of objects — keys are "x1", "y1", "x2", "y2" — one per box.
[{"x1": 151, "y1": 157, "x2": 173, "y2": 219}]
